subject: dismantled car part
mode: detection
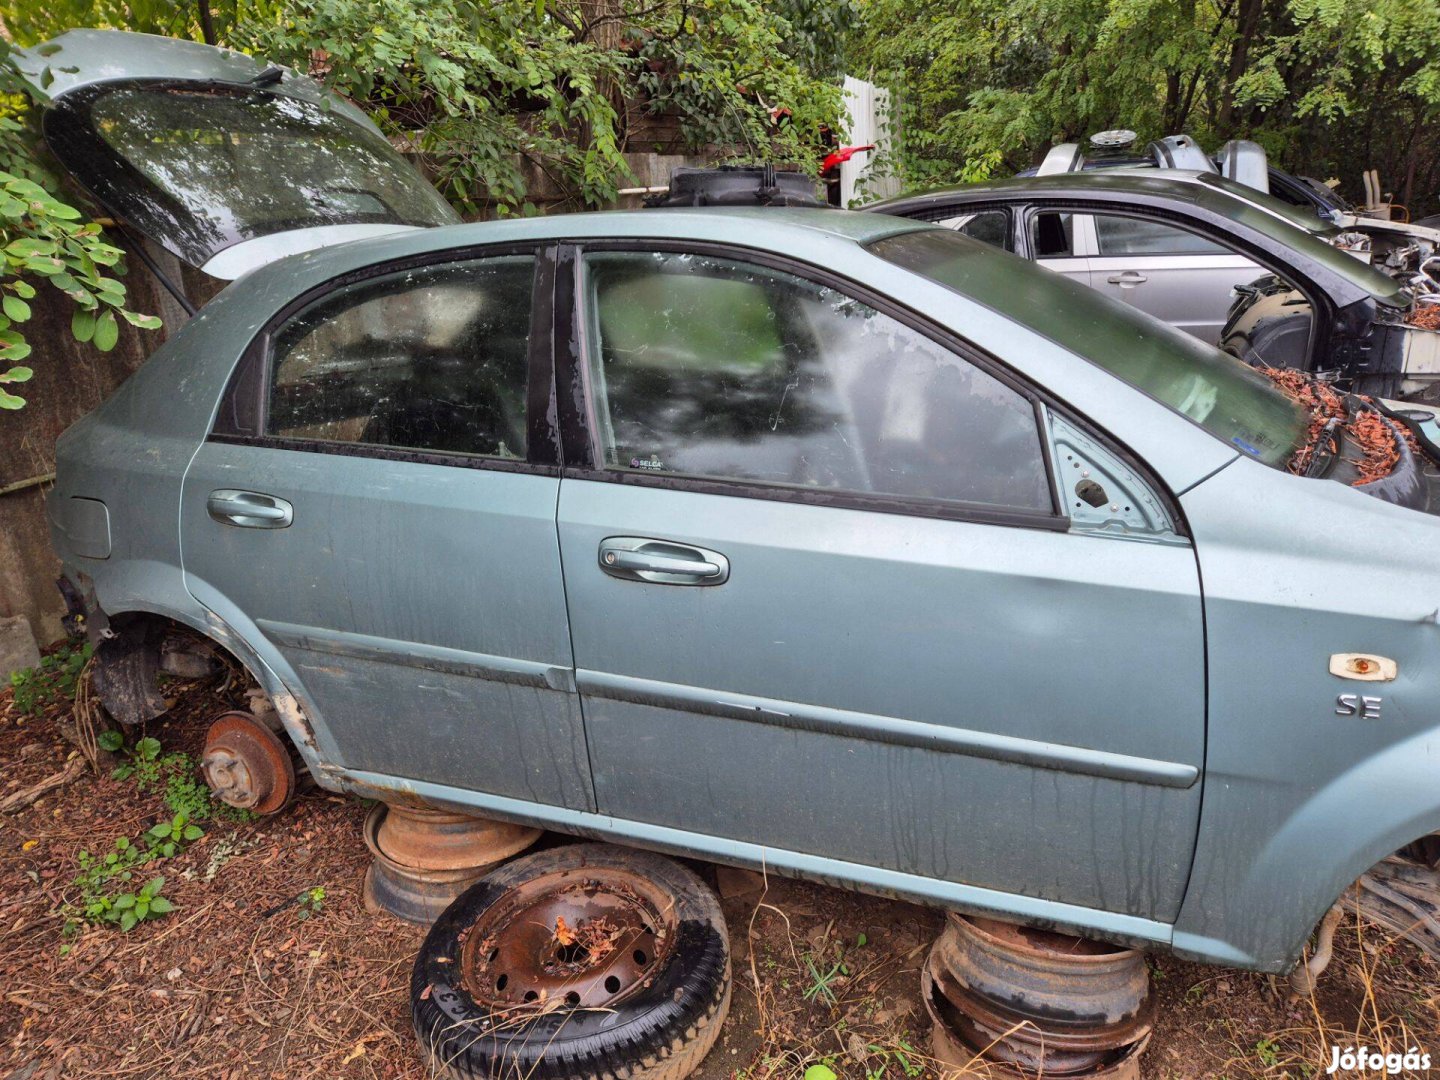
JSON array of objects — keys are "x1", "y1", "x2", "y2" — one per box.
[
  {"x1": 201, "y1": 710, "x2": 295, "y2": 814},
  {"x1": 1288, "y1": 902, "x2": 1345, "y2": 996},
  {"x1": 645, "y1": 164, "x2": 827, "y2": 208},
  {"x1": 1349, "y1": 849, "x2": 1440, "y2": 961},
  {"x1": 10, "y1": 30, "x2": 459, "y2": 281},
  {"x1": 412, "y1": 844, "x2": 730, "y2": 1080},
  {"x1": 924, "y1": 913, "x2": 1152, "y2": 1078},
  {"x1": 362, "y1": 802, "x2": 540, "y2": 925}
]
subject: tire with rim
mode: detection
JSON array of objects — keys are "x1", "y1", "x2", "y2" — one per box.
[{"x1": 411, "y1": 843, "x2": 731, "y2": 1080}]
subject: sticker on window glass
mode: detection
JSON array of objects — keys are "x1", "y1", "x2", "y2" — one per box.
[{"x1": 630, "y1": 454, "x2": 665, "y2": 471}]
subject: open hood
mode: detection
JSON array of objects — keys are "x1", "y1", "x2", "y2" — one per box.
[{"x1": 11, "y1": 30, "x2": 459, "y2": 279}]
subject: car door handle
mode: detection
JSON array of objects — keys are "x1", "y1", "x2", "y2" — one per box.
[
  {"x1": 1106, "y1": 270, "x2": 1148, "y2": 287},
  {"x1": 598, "y1": 537, "x2": 729, "y2": 585},
  {"x1": 207, "y1": 490, "x2": 293, "y2": 529}
]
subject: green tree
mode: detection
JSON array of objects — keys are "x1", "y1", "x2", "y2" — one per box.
[
  {"x1": 851, "y1": 0, "x2": 1440, "y2": 215},
  {"x1": 230, "y1": 0, "x2": 846, "y2": 214}
]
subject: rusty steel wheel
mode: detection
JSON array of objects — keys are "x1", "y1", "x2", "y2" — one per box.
[
  {"x1": 200, "y1": 710, "x2": 295, "y2": 815},
  {"x1": 412, "y1": 844, "x2": 730, "y2": 1080}
]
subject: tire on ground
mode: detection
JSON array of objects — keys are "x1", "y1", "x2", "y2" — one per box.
[{"x1": 411, "y1": 842, "x2": 731, "y2": 1080}]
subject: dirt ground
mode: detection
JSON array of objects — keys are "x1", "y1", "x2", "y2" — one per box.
[{"x1": 1, "y1": 665, "x2": 1436, "y2": 1080}]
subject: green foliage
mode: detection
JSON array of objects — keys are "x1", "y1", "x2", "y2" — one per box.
[
  {"x1": 850, "y1": 0, "x2": 1440, "y2": 213},
  {"x1": 8, "y1": 641, "x2": 91, "y2": 716},
  {"x1": 105, "y1": 731, "x2": 254, "y2": 824},
  {"x1": 229, "y1": 0, "x2": 845, "y2": 213},
  {"x1": 865, "y1": 1041, "x2": 924, "y2": 1080},
  {"x1": 804, "y1": 1065, "x2": 838, "y2": 1080},
  {"x1": 801, "y1": 951, "x2": 846, "y2": 1005},
  {"x1": 296, "y1": 885, "x2": 326, "y2": 920},
  {"x1": 0, "y1": 41, "x2": 162, "y2": 410},
  {"x1": 67, "y1": 819, "x2": 194, "y2": 934},
  {"x1": 630, "y1": 0, "x2": 847, "y2": 167},
  {"x1": 1255, "y1": 1036, "x2": 1281, "y2": 1067}
]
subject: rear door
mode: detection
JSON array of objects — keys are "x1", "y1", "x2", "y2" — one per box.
[
  {"x1": 1087, "y1": 213, "x2": 1261, "y2": 342},
  {"x1": 553, "y1": 242, "x2": 1206, "y2": 922},
  {"x1": 180, "y1": 246, "x2": 592, "y2": 810}
]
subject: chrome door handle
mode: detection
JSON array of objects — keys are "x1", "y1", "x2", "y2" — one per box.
[
  {"x1": 1106, "y1": 270, "x2": 1148, "y2": 287},
  {"x1": 599, "y1": 537, "x2": 729, "y2": 585},
  {"x1": 207, "y1": 490, "x2": 293, "y2": 529}
]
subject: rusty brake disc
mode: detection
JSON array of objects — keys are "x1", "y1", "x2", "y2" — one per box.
[{"x1": 201, "y1": 710, "x2": 295, "y2": 815}]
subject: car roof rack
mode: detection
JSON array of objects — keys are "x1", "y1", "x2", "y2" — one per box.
[{"x1": 644, "y1": 164, "x2": 828, "y2": 208}]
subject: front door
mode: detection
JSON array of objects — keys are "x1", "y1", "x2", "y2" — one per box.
[
  {"x1": 555, "y1": 245, "x2": 1206, "y2": 921},
  {"x1": 180, "y1": 250, "x2": 592, "y2": 811}
]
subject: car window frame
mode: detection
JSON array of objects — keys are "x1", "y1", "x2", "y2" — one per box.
[
  {"x1": 209, "y1": 242, "x2": 562, "y2": 475},
  {"x1": 556, "y1": 238, "x2": 1077, "y2": 532},
  {"x1": 1090, "y1": 212, "x2": 1237, "y2": 259},
  {"x1": 988, "y1": 197, "x2": 1329, "y2": 369},
  {"x1": 898, "y1": 202, "x2": 1016, "y2": 253}
]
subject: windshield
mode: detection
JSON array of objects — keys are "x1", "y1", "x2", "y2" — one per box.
[
  {"x1": 869, "y1": 228, "x2": 1308, "y2": 468},
  {"x1": 76, "y1": 84, "x2": 458, "y2": 267}
]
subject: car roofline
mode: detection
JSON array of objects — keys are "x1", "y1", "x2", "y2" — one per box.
[{"x1": 236, "y1": 207, "x2": 938, "y2": 281}]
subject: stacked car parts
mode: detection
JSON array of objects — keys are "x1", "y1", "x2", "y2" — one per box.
[
  {"x1": 924, "y1": 913, "x2": 1153, "y2": 1079},
  {"x1": 362, "y1": 802, "x2": 541, "y2": 924}
]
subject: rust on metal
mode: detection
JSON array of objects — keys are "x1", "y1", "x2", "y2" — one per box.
[
  {"x1": 200, "y1": 710, "x2": 295, "y2": 814},
  {"x1": 460, "y1": 864, "x2": 675, "y2": 1011},
  {"x1": 375, "y1": 803, "x2": 541, "y2": 872},
  {"x1": 361, "y1": 803, "x2": 541, "y2": 925},
  {"x1": 924, "y1": 912, "x2": 1152, "y2": 1078}
]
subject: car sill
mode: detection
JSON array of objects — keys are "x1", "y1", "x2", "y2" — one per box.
[{"x1": 334, "y1": 766, "x2": 1179, "y2": 953}]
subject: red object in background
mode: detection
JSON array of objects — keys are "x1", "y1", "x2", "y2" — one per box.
[{"x1": 821, "y1": 145, "x2": 875, "y2": 174}]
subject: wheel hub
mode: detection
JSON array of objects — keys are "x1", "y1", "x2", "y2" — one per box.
[
  {"x1": 201, "y1": 710, "x2": 294, "y2": 815},
  {"x1": 461, "y1": 866, "x2": 676, "y2": 1011}
]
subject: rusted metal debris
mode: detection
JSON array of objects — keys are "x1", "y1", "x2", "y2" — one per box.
[
  {"x1": 361, "y1": 803, "x2": 540, "y2": 925},
  {"x1": 459, "y1": 865, "x2": 674, "y2": 1011},
  {"x1": 200, "y1": 710, "x2": 295, "y2": 815},
  {"x1": 924, "y1": 913, "x2": 1151, "y2": 1078}
]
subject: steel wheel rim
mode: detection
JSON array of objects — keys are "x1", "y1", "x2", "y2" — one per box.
[{"x1": 460, "y1": 865, "x2": 677, "y2": 1012}]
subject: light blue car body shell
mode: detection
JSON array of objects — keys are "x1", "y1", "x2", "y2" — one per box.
[{"x1": 44, "y1": 207, "x2": 1440, "y2": 975}]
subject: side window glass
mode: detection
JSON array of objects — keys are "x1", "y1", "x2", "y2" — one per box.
[
  {"x1": 938, "y1": 210, "x2": 1010, "y2": 250},
  {"x1": 1094, "y1": 215, "x2": 1228, "y2": 256},
  {"x1": 1030, "y1": 212, "x2": 1076, "y2": 258},
  {"x1": 581, "y1": 251, "x2": 1054, "y2": 513},
  {"x1": 267, "y1": 256, "x2": 533, "y2": 458}
]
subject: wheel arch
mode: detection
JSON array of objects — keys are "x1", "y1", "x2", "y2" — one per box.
[
  {"x1": 1175, "y1": 727, "x2": 1440, "y2": 971},
  {"x1": 77, "y1": 595, "x2": 341, "y2": 790}
]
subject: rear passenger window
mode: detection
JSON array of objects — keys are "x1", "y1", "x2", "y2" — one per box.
[
  {"x1": 267, "y1": 256, "x2": 533, "y2": 458},
  {"x1": 581, "y1": 251, "x2": 1054, "y2": 513},
  {"x1": 1094, "y1": 215, "x2": 1228, "y2": 256}
]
